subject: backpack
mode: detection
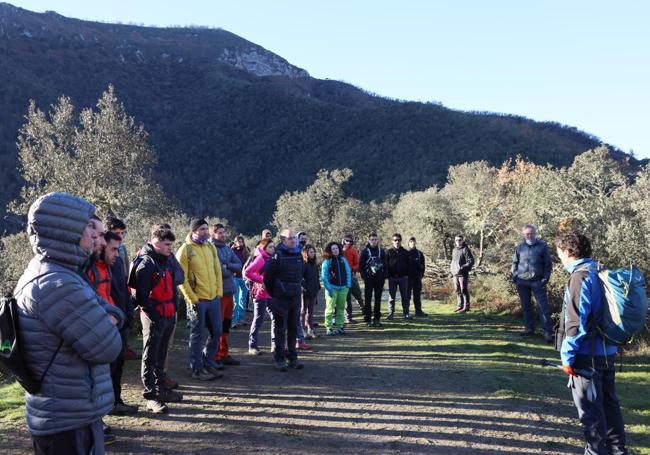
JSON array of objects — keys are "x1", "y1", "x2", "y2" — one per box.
[
  {"x1": 0, "y1": 273, "x2": 63, "y2": 394},
  {"x1": 596, "y1": 266, "x2": 649, "y2": 346},
  {"x1": 242, "y1": 254, "x2": 256, "y2": 291},
  {"x1": 365, "y1": 247, "x2": 384, "y2": 276}
]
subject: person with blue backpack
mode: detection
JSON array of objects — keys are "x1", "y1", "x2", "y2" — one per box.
[{"x1": 555, "y1": 229, "x2": 628, "y2": 455}]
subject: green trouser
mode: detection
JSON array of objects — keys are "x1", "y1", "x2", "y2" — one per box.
[{"x1": 324, "y1": 288, "x2": 349, "y2": 329}]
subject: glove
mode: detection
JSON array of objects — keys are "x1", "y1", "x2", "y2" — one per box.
[{"x1": 562, "y1": 365, "x2": 577, "y2": 377}]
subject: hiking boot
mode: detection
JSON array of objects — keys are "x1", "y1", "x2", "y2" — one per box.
[
  {"x1": 211, "y1": 361, "x2": 225, "y2": 370},
  {"x1": 414, "y1": 311, "x2": 428, "y2": 317},
  {"x1": 248, "y1": 347, "x2": 261, "y2": 355},
  {"x1": 231, "y1": 322, "x2": 239, "y2": 329},
  {"x1": 222, "y1": 356, "x2": 240, "y2": 366},
  {"x1": 345, "y1": 318, "x2": 357, "y2": 324},
  {"x1": 337, "y1": 328, "x2": 347, "y2": 335},
  {"x1": 205, "y1": 366, "x2": 224, "y2": 378},
  {"x1": 461, "y1": 307, "x2": 471, "y2": 313},
  {"x1": 386, "y1": 313, "x2": 394, "y2": 320},
  {"x1": 275, "y1": 360, "x2": 288, "y2": 372},
  {"x1": 288, "y1": 360, "x2": 304, "y2": 370},
  {"x1": 453, "y1": 307, "x2": 464, "y2": 313},
  {"x1": 326, "y1": 328, "x2": 336, "y2": 336},
  {"x1": 192, "y1": 368, "x2": 219, "y2": 381},
  {"x1": 124, "y1": 347, "x2": 141, "y2": 360},
  {"x1": 373, "y1": 321, "x2": 383, "y2": 328},
  {"x1": 146, "y1": 399, "x2": 168, "y2": 414},
  {"x1": 306, "y1": 329, "x2": 316, "y2": 339},
  {"x1": 296, "y1": 340, "x2": 312, "y2": 350},
  {"x1": 366, "y1": 322, "x2": 373, "y2": 328},
  {"x1": 404, "y1": 313, "x2": 412, "y2": 320},
  {"x1": 109, "y1": 401, "x2": 138, "y2": 416},
  {"x1": 159, "y1": 389, "x2": 183, "y2": 403},
  {"x1": 163, "y1": 376, "x2": 179, "y2": 390},
  {"x1": 544, "y1": 332, "x2": 554, "y2": 343},
  {"x1": 104, "y1": 433, "x2": 117, "y2": 445},
  {"x1": 313, "y1": 323, "x2": 320, "y2": 327}
]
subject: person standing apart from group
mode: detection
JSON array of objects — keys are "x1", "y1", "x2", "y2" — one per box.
[
  {"x1": 450, "y1": 235, "x2": 474, "y2": 313},
  {"x1": 512, "y1": 224, "x2": 554, "y2": 342}
]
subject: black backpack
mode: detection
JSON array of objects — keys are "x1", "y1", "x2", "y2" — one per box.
[{"x1": 0, "y1": 274, "x2": 63, "y2": 394}]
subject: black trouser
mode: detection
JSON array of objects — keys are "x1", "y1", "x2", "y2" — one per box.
[
  {"x1": 109, "y1": 327, "x2": 128, "y2": 404},
  {"x1": 141, "y1": 312, "x2": 175, "y2": 399},
  {"x1": 388, "y1": 276, "x2": 410, "y2": 316},
  {"x1": 571, "y1": 354, "x2": 627, "y2": 455},
  {"x1": 363, "y1": 277, "x2": 384, "y2": 322},
  {"x1": 32, "y1": 419, "x2": 103, "y2": 455},
  {"x1": 408, "y1": 276, "x2": 423, "y2": 314},
  {"x1": 270, "y1": 296, "x2": 299, "y2": 363},
  {"x1": 345, "y1": 276, "x2": 364, "y2": 319},
  {"x1": 453, "y1": 274, "x2": 470, "y2": 310}
]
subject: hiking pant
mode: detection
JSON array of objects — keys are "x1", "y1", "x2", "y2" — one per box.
[
  {"x1": 233, "y1": 278, "x2": 248, "y2": 324},
  {"x1": 32, "y1": 419, "x2": 104, "y2": 455},
  {"x1": 296, "y1": 312, "x2": 306, "y2": 342},
  {"x1": 187, "y1": 298, "x2": 222, "y2": 373},
  {"x1": 516, "y1": 278, "x2": 553, "y2": 334},
  {"x1": 388, "y1": 276, "x2": 410, "y2": 316},
  {"x1": 110, "y1": 327, "x2": 128, "y2": 404},
  {"x1": 364, "y1": 277, "x2": 384, "y2": 322},
  {"x1": 301, "y1": 292, "x2": 317, "y2": 330},
  {"x1": 216, "y1": 294, "x2": 234, "y2": 361},
  {"x1": 345, "y1": 276, "x2": 364, "y2": 320},
  {"x1": 453, "y1": 274, "x2": 470, "y2": 310},
  {"x1": 408, "y1": 276, "x2": 423, "y2": 314},
  {"x1": 164, "y1": 313, "x2": 177, "y2": 371},
  {"x1": 571, "y1": 354, "x2": 627, "y2": 455},
  {"x1": 249, "y1": 298, "x2": 273, "y2": 349},
  {"x1": 141, "y1": 312, "x2": 175, "y2": 399},
  {"x1": 269, "y1": 296, "x2": 300, "y2": 362},
  {"x1": 325, "y1": 288, "x2": 349, "y2": 329}
]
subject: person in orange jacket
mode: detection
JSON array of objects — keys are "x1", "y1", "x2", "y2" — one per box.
[{"x1": 342, "y1": 234, "x2": 364, "y2": 324}]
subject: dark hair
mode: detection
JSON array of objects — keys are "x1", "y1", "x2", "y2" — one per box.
[
  {"x1": 90, "y1": 214, "x2": 101, "y2": 222},
  {"x1": 152, "y1": 227, "x2": 176, "y2": 242},
  {"x1": 297, "y1": 231, "x2": 307, "y2": 237},
  {"x1": 368, "y1": 232, "x2": 378, "y2": 238},
  {"x1": 151, "y1": 223, "x2": 171, "y2": 236},
  {"x1": 302, "y1": 244, "x2": 317, "y2": 263},
  {"x1": 258, "y1": 238, "x2": 274, "y2": 252},
  {"x1": 104, "y1": 230, "x2": 122, "y2": 243},
  {"x1": 409, "y1": 236, "x2": 416, "y2": 242},
  {"x1": 392, "y1": 233, "x2": 402, "y2": 241},
  {"x1": 105, "y1": 217, "x2": 126, "y2": 231},
  {"x1": 322, "y1": 241, "x2": 343, "y2": 259},
  {"x1": 554, "y1": 229, "x2": 592, "y2": 259},
  {"x1": 211, "y1": 223, "x2": 226, "y2": 233}
]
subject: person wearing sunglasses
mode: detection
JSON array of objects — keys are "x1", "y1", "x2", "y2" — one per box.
[{"x1": 386, "y1": 233, "x2": 411, "y2": 320}]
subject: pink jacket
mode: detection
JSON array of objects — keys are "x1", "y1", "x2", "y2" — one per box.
[{"x1": 243, "y1": 246, "x2": 271, "y2": 300}]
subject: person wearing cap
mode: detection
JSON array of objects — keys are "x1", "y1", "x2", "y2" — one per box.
[
  {"x1": 342, "y1": 234, "x2": 364, "y2": 324},
  {"x1": 176, "y1": 218, "x2": 224, "y2": 381}
]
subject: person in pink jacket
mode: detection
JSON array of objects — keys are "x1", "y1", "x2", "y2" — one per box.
[{"x1": 244, "y1": 239, "x2": 275, "y2": 355}]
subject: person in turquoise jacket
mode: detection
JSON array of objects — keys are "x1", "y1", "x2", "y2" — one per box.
[{"x1": 321, "y1": 241, "x2": 352, "y2": 335}]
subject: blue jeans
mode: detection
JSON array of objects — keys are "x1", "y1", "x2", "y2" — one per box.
[
  {"x1": 516, "y1": 278, "x2": 553, "y2": 334},
  {"x1": 233, "y1": 278, "x2": 248, "y2": 324},
  {"x1": 248, "y1": 298, "x2": 273, "y2": 349},
  {"x1": 187, "y1": 298, "x2": 222, "y2": 373}
]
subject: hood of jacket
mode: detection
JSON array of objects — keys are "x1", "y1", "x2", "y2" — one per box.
[
  {"x1": 27, "y1": 192, "x2": 95, "y2": 271},
  {"x1": 256, "y1": 245, "x2": 271, "y2": 260}
]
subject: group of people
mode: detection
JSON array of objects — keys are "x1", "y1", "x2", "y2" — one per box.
[{"x1": 12, "y1": 192, "x2": 628, "y2": 455}]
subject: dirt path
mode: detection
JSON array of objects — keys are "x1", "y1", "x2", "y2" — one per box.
[{"x1": 0, "y1": 300, "x2": 585, "y2": 454}]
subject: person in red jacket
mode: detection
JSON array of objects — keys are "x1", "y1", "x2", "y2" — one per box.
[
  {"x1": 342, "y1": 234, "x2": 364, "y2": 324},
  {"x1": 87, "y1": 230, "x2": 138, "y2": 416}
]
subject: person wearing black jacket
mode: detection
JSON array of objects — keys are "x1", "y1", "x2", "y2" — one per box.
[
  {"x1": 263, "y1": 229, "x2": 305, "y2": 371},
  {"x1": 407, "y1": 237, "x2": 427, "y2": 317},
  {"x1": 301, "y1": 244, "x2": 321, "y2": 339},
  {"x1": 386, "y1": 233, "x2": 411, "y2": 320},
  {"x1": 450, "y1": 235, "x2": 474, "y2": 313},
  {"x1": 134, "y1": 226, "x2": 183, "y2": 414},
  {"x1": 359, "y1": 233, "x2": 387, "y2": 327}
]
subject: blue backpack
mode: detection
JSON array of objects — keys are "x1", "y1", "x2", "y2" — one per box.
[{"x1": 596, "y1": 266, "x2": 649, "y2": 346}]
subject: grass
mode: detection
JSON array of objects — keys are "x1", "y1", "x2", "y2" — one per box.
[{"x1": 0, "y1": 381, "x2": 26, "y2": 422}]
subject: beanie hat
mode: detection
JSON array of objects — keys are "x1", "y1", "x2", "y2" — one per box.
[{"x1": 190, "y1": 218, "x2": 208, "y2": 232}]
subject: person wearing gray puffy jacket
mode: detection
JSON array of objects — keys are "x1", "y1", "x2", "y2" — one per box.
[
  {"x1": 511, "y1": 224, "x2": 553, "y2": 342},
  {"x1": 15, "y1": 192, "x2": 124, "y2": 455}
]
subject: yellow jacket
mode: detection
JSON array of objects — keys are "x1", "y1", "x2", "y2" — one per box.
[{"x1": 176, "y1": 233, "x2": 223, "y2": 304}]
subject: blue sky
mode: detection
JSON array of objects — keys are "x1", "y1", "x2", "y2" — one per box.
[{"x1": 12, "y1": 1, "x2": 650, "y2": 157}]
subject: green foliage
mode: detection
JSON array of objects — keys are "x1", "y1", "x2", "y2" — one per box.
[{"x1": 0, "y1": 232, "x2": 31, "y2": 295}]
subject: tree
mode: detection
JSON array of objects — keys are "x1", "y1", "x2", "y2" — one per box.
[{"x1": 11, "y1": 85, "x2": 167, "y2": 220}]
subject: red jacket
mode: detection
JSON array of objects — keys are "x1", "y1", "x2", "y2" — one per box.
[
  {"x1": 342, "y1": 245, "x2": 360, "y2": 273},
  {"x1": 87, "y1": 260, "x2": 115, "y2": 305}
]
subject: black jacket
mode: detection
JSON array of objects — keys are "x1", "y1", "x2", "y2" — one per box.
[
  {"x1": 134, "y1": 243, "x2": 178, "y2": 322},
  {"x1": 450, "y1": 244, "x2": 474, "y2": 276},
  {"x1": 111, "y1": 255, "x2": 133, "y2": 319},
  {"x1": 359, "y1": 244, "x2": 387, "y2": 281},
  {"x1": 302, "y1": 260, "x2": 321, "y2": 298},
  {"x1": 386, "y1": 246, "x2": 410, "y2": 278},
  {"x1": 263, "y1": 243, "x2": 303, "y2": 300},
  {"x1": 408, "y1": 248, "x2": 425, "y2": 279}
]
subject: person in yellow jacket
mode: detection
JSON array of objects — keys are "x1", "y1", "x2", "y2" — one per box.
[{"x1": 176, "y1": 218, "x2": 224, "y2": 381}]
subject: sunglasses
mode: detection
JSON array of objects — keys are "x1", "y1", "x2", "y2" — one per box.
[{"x1": 392, "y1": 239, "x2": 401, "y2": 242}]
